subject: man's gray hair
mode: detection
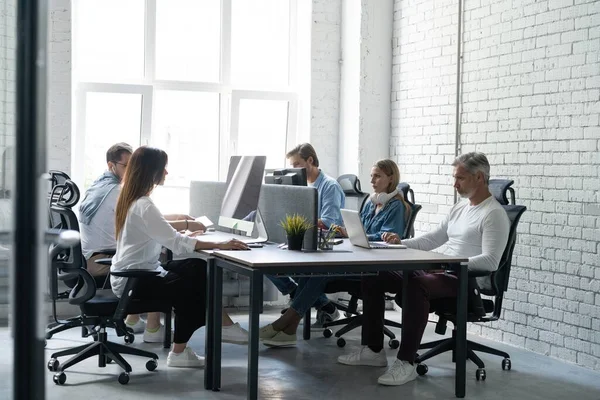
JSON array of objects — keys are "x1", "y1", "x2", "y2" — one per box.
[{"x1": 452, "y1": 152, "x2": 490, "y2": 183}]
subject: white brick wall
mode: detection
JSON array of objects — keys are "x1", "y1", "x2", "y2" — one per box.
[
  {"x1": 0, "y1": 0, "x2": 15, "y2": 189},
  {"x1": 311, "y1": 0, "x2": 342, "y2": 177},
  {"x1": 47, "y1": 0, "x2": 71, "y2": 173},
  {"x1": 391, "y1": 0, "x2": 460, "y2": 234},
  {"x1": 393, "y1": 0, "x2": 600, "y2": 369}
]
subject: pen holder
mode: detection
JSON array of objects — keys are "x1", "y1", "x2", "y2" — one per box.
[
  {"x1": 319, "y1": 239, "x2": 334, "y2": 251},
  {"x1": 318, "y1": 228, "x2": 335, "y2": 251}
]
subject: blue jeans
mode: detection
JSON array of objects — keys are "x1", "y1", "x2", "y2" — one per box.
[
  {"x1": 266, "y1": 275, "x2": 330, "y2": 312},
  {"x1": 289, "y1": 276, "x2": 333, "y2": 317}
]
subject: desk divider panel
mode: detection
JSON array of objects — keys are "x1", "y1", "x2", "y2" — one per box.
[{"x1": 189, "y1": 181, "x2": 318, "y2": 250}]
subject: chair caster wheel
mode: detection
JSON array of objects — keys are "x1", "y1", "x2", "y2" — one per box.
[
  {"x1": 416, "y1": 364, "x2": 428, "y2": 376},
  {"x1": 124, "y1": 333, "x2": 135, "y2": 344},
  {"x1": 502, "y1": 358, "x2": 511, "y2": 370},
  {"x1": 53, "y1": 372, "x2": 66, "y2": 385},
  {"x1": 389, "y1": 339, "x2": 399, "y2": 349},
  {"x1": 146, "y1": 359, "x2": 158, "y2": 371},
  {"x1": 118, "y1": 372, "x2": 130, "y2": 385},
  {"x1": 476, "y1": 368, "x2": 486, "y2": 381},
  {"x1": 337, "y1": 338, "x2": 346, "y2": 348},
  {"x1": 323, "y1": 329, "x2": 333, "y2": 338},
  {"x1": 47, "y1": 358, "x2": 59, "y2": 372}
]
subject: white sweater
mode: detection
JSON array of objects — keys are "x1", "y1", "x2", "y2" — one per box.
[
  {"x1": 403, "y1": 195, "x2": 509, "y2": 273},
  {"x1": 110, "y1": 196, "x2": 197, "y2": 297}
]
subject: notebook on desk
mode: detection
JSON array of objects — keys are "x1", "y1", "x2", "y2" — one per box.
[{"x1": 340, "y1": 209, "x2": 407, "y2": 250}]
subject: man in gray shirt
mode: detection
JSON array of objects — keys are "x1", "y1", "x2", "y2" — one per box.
[{"x1": 338, "y1": 152, "x2": 510, "y2": 387}]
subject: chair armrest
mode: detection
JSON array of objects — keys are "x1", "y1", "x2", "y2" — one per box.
[
  {"x1": 91, "y1": 248, "x2": 116, "y2": 257},
  {"x1": 468, "y1": 270, "x2": 491, "y2": 278},
  {"x1": 110, "y1": 270, "x2": 161, "y2": 278},
  {"x1": 445, "y1": 268, "x2": 490, "y2": 278},
  {"x1": 95, "y1": 258, "x2": 113, "y2": 266}
]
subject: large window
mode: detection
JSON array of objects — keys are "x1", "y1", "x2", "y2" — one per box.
[{"x1": 72, "y1": 0, "x2": 299, "y2": 213}]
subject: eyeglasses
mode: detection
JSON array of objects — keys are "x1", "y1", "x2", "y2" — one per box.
[{"x1": 114, "y1": 162, "x2": 128, "y2": 168}]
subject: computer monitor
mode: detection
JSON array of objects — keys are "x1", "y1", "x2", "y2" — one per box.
[
  {"x1": 218, "y1": 155, "x2": 267, "y2": 235},
  {"x1": 264, "y1": 168, "x2": 308, "y2": 186}
]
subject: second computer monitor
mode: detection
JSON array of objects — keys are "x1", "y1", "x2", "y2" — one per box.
[
  {"x1": 264, "y1": 168, "x2": 307, "y2": 186},
  {"x1": 219, "y1": 155, "x2": 267, "y2": 235}
]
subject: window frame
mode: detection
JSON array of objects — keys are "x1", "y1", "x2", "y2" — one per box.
[{"x1": 72, "y1": 0, "x2": 299, "y2": 188}]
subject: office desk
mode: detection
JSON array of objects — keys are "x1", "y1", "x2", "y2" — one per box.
[{"x1": 205, "y1": 243, "x2": 468, "y2": 400}]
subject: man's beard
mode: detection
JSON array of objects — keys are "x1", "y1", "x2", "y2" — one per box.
[{"x1": 458, "y1": 189, "x2": 474, "y2": 199}]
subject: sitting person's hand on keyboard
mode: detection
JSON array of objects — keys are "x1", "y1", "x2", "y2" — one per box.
[{"x1": 382, "y1": 232, "x2": 401, "y2": 244}]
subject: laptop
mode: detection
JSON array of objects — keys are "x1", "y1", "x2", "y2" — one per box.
[{"x1": 340, "y1": 209, "x2": 407, "y2": 250}]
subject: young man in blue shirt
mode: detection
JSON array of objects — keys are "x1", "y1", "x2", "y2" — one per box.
[{"x1": 267, "y1": 143, "x2": 345, "y2": 329}]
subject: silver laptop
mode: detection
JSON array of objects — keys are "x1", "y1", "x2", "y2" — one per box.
[{"x1": 340, "y1": 209, "x2": 407, "y2": 249}]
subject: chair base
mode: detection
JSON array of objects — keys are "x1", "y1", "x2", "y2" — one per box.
[
  {"x1": 324, "y1": 297, "x2": 402, "y2": 345},
  {"x1": 49, "y1": 329, "x2": 158, "y2": 384},
  {"x1": 323, "y1": 314, "x2": 401, "y2": 342},
  {"x1": 416, "y1": 329, "x2": 510, "y2": 370}
]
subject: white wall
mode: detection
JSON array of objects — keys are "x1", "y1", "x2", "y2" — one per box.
[
  {"x1": 339, "y1": 0, "x2": 394, "y2": 187},
  {"x1": 310, "y1": 0, "x2": 343, "y2": 176},
  {"x1": 47, "y1": 0, "x2": 71, "y2": 173},
  {"x1": 338, "y1": 0, "x2": 361, "y2": 177},
  {"x1": 393, "y1": 0, "x2": 600, "y2": 369}
]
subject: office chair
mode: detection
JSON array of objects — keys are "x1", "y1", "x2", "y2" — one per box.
[
  {"x1": 412, "y1": 188, "x2": 526, "y2": 381},
  {"x1": 95, "y1": 254, "x2": 174, "y2": 349},
  {"x1": 47, "y1": 206, "x2": 159, "y2": 385},
  {"x1": 322, "y1": 183, "x2": 422, "y2": 347},
  {"x1": 337, "y1": 174, "x2": 369, "y2": 212},
  {"x1": 46, "y1": 197, "x2": 105, "y2": 342},
  {"x1": 488, "y1": 179, "x2": 515, "y2": 205}
]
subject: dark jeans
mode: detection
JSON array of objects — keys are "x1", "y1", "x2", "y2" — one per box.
[
  {"x1": 361, "y1": 270, "x2": 458, "y2": 363},
  {"x1": 130, "y1": 258, "x2": 207, "y2": 344}
]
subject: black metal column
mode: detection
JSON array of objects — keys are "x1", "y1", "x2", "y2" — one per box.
[{"x1": 14, "y1": 0, "x2": 47, "y2": 399}]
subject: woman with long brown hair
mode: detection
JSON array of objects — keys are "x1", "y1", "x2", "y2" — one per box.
[{"x1": 110, "y1": 146, "x2": 248, "y2": 368}]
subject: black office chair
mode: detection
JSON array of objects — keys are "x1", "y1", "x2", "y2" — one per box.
[
  {"x1": 95, "y1": 254, "x2": 175, "y2": 350},
  {"x1": 337, "y1": 174, "x2": 369, "y2": 212},
  {"x1": 412, "y1": 186, "x2": 526, "y2": 381},
  {"x1": 489, "y1": 179, "x2": 515, "y2": 205},
  {"x1": 46, "y1": 202, "x2": 106, "y2": 342},
  {"x1": 47, "y1": 206, "x2": 159, "y2": 385},
  {"x1": 322, "y1": 183, "x2": 423, "y2": 347}
]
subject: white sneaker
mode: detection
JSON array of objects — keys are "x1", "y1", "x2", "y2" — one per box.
[
  {"x1": 337, "y1": 346, "x2": 388, "y2": 367},
  {"x1": 261, "y1": 331, "x2": 297, "y2": 347},
  {"x1": 125, "y1": 318, "x2": 145, "y2": 334},
  {"x1": 311, "y1": 308, "x2": 340, "y2": 331},
  {"x1": 167, "y1": 347, "x2": 205, "y2": 368},
  {"x1": 377, "y1": 359, "x2": 417, "y2": 386},
  {"x1": 143, "y1": 325, "x2": 166, "y2": 343},
  {"x1": 222, "y1": 322, "x2": 249, "y2": 345}
]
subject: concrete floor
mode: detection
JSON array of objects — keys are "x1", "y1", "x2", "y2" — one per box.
[{"x1": 1, "y1": 309, "x2": 600, "y2": 399}]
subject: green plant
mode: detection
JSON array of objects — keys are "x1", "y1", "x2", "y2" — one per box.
[{"x1": 280, "y1": 214, "x2": 313, "y2": 236}]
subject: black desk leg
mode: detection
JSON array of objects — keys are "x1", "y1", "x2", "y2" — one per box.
[
  {"x1": 303, "y1": 309, "x2": 311, "y2": 340},
  {"x1": 248, "y1": 270, "x2": 262, "y2": 400},
  {"x1": 213, "y1": 263, "x2": 224, "y2": 391},
  {"x1": 204, "y1": 259, "x2": 215, "y2": 390},
  {"x1": 455, "y1": 263, "x2": 467, "y2": 398}
]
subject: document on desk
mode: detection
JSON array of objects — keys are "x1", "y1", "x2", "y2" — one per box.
[{"x1": 195, "y1": 216, "x2": 214, "y2": 228}]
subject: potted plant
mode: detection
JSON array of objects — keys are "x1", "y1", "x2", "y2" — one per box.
[{"x1": 280, "y1": 214, "x2": 313, "y2": 251}]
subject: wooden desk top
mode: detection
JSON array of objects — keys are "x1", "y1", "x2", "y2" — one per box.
[{"x1": 212, "y1": 242, "x2": 467, "y2": 268}]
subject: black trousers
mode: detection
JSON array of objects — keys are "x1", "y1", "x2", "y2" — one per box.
[{"x1": 131, "y1": 258, "x2": 207, "y2": 344}]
